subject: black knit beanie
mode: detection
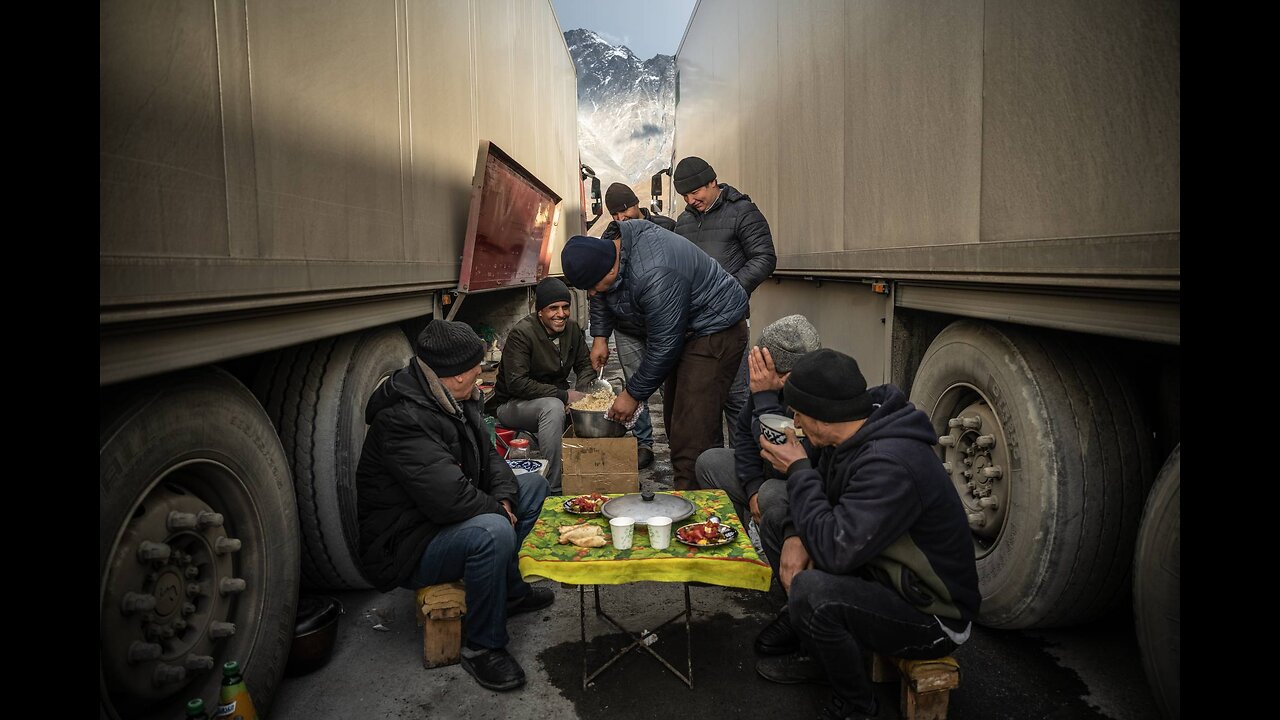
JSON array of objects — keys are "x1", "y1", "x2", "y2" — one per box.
[
  {"x1": 673, "y1": 156, "x2": 716, "y2": 195},
  {"x1": 415, "y1": 320, "x2": 486, "y2": 377},
  {"x1": 561, "y1": 235, "x2": 617, "y2": 289},
  {"x1": 535, "y1": 276, "x2": 572, "y2": 310},
  {"x1": 604, "y1": 183, "x2": 639, "y2": 214},
  {"x1": 783, "y1": 348, "x2": 873, "y2": 422}
]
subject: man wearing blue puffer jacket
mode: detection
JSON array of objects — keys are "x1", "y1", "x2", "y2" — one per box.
[{"x1": 562, "y1": 222, "x2": 748, "y2": 489}]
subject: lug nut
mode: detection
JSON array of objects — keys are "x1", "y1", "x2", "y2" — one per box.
[
  {"x1": 209, "y1": 622, "x2": 236, "y2": 639},
  {"x1": 941, "y1": 461, "x2": 952, "y2": 473},
  {"x1": 173, "y1": 619, "x2": 188, "y2": 632},
  {"x1": 197, "y1": 511, "x2": 224, "y2": 529},
  {"x1": 938, "y1": 436, "x2": 955, "y2": 447},
  {"x1": 979, "y1": 497, "x2": 1000, "y2": 510},
  {"x1": 220, "y1": 578, "x2": 247, "y2": 595},
  {"x1": 982, "y1": 466, "x2": 1003, "y2": 479},
  {"x1": 975, "y1": 435, "x2": 995, "y2": 448},
  {"x1": 153, "y1": 664, "x2": 187, "y2": 687},
  {"x1": 962, "y1": 416, "x2": 982, "y2": 430},
  {"x1": 182, "y1": 602, "x2": 197, "y2": 616},
  {"x1": 948, "y1": 417, "x2": 963, "y2": 428},
  {"x1": 128, "y1": 641, "x2": 163, "y2": 663},
  {"x1": 167, "y1": 511, "x2": 199, "y2": 531},
  {"x1": 215, "y1": 537, "x2": 242, "y2": 555},
  {"x1": 186, "y1": 654, "x2": 216, "y2": 671},
  {"x1": 967, "y1": 512, "x2": 985, "y2": 529},
  {"x1": 138, "y1": 541, "x2": 172, "y2": 562},
  {"x1": 186, "y1": 583, "x2": 203, "y2": 598},
  {"x1": 121, "y1": 592, "x2": 157, "y2": 614},
  {"x1": 185, "y1": 565, "x2": 200, "y2": 579}
]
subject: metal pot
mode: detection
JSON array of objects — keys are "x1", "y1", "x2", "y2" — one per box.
[
  {"x1": 569, "y1": 408, "x2": 627, "y2": 438},
  {"x1": 286, "y1": 595, "x2": 343, "y2": 677}
]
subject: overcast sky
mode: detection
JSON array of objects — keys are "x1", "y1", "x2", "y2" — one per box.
[{"x1": 552, "y1": 0, "x2": 697, "y2": 60}]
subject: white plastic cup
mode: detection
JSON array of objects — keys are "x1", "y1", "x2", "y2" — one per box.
[
  {"x1": 609, "y1": 516, "x2": 635, "y2": 550},
  {"x1": 648, "y1": 516, "x2": 673, "y2": 550}
]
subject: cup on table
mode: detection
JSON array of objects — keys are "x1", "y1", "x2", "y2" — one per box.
[
  {"x1": 648, "y1": 516, "x2": 673, "y2": 550},
  {"x1": 609, "y1": 516, "x2": 635, "y2": 550}
]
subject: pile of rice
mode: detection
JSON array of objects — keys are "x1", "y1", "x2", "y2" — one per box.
[{"x1": 570, "y1": 386, "x2": 615, "y2": 411}]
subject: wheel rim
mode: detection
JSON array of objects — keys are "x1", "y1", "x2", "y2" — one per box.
[
  {"x1": 931, "y1": 383, "x2": 1011, "y2": 559},
  {"x1": 101, "y1": 458, "x2": 265, "y2": 717}
]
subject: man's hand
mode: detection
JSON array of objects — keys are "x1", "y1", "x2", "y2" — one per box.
[
  {"x1": 748, "y1": 492, "x2": 762, "y2": 524},
  {"x1": 606, "y1": 389, "x2": 639, "y2": 423},
  {"x1": 748, "y1": 347, "x2": 785, "y2": 393},
  {"x1": 590, "y1": 337, "x2": 610, "y2": 370},
  {"x1": 759, "y1": 428, "x2": 806, "y2": 473},
  {"x1": 500, "y1": 499, "x2": 517, "y2": 528},
  {"x1": 779, "y1": 535, "x2": 812, "y2": 592}
]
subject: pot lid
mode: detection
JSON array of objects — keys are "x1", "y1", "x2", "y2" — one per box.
[{"x1": 601, "y1": 491, "x2": 695, "y2": 526}]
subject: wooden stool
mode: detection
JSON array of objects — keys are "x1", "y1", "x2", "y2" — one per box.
[
  {"x1": 415, "y1": 582, "x2": 466, "y2": 668},
  {"x1": 871, "y1": 653, "x2": 960, "y2": 720}
]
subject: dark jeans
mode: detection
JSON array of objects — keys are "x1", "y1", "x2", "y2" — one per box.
[
  {"x1": 400, "y1": 472, "x2": 549, "y2": 649},
  {"x1": 664, "y1": 320, "x2": 748, "y2": 489},
  {"x1": 789, "y1": 570, "x2": 958, "y2": 713},
  {"x1": 721, "y1": 343, "x2": 749, "y2": 445},
  {"x1": 613, "y1": 329, "x2": 653, "y2": 447}
]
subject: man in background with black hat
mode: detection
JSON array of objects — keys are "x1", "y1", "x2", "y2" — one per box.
[
  {"x1": 694, "y1": 313, "x2": 821, "y2": 547},
  {"x1": 589, "y1": 182, "x2": 677, "y2": 469},
  {"x1": 750, "y1": 348, "x2": 980, "y2": 720},
  {"x1": 560, "y1": 222, "x2": 748, "y2": 490},
  {"x1": 492, "y1": 277, "x2": 595, "y2": 492},
  {"x1": 672, "y1": 156, "x2": 777, "y2": 437},
  {"x1": 355, "y1": 319, "x2": 554, "y2": 692}
]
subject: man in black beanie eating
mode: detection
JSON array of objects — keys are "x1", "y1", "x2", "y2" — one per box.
[
  {"x1": 492, "y1": 276, "x2": 595, "y2": 492},
  {"x1": 355, "y1": 319, "x2": 554, "y2": 692},
  {"x1": 561, "y1": 223, "x2": 748, "y2": 490},
  {"x1": 752, "y1": 348, "x2": 980, "y2": 720}
]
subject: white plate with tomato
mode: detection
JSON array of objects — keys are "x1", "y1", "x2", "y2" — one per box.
[
  {"x1": 562, "y1": 493, "x2": 607, "y2": 516},
  {"x1": 675, "y1": 521, "x2": 738, "y2": 547}
]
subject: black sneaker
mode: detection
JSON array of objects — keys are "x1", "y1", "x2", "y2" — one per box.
[
  {"x1": 637, "y1": 446, "x2": 655, "y2": 470},
  {"x1": 755, "y1": 653, "x2": 829, "y2": 685},
  {"x1": 817, "y1": 694, "x2": 881, "y2": 720},
  {"x1": 755, "y1": 609, "x2": 801, "y2": 655},
  {"x1": 506, "y1": 585, "x2": 555, "y2": 617},
  {"x1": 459, "y1": 647, "x2": 526, "y2": 691}
]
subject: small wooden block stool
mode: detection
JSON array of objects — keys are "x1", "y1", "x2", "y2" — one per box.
[
  {"x1": 871, "y1": 653, "x2": 960, "y2": 720},
  {"x1": 415, "y1": 581, "x2": 467, "y2": 668}
]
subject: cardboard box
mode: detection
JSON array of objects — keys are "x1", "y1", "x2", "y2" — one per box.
[{"x1": 560, "y1": 433, "x2": 638, "y2": 496}]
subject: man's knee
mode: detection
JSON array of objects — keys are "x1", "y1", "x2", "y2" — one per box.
[
  {"x1": 535, "y1": 397, "x2": 567, "y2": 421},
  {"x1": 462, "y1": 514, "x2": 518, "y2": 556},
  {"x1": 695, "y1": 447, "x2": 733, "y2": 487},
  {"x1": 757, "y1": 479, "x2": 787, "y2": 513},
  {"x1": 517, "y1": 473, "x2": 550, "y2": 511}
]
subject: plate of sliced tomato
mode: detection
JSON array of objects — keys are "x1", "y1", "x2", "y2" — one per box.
[
  {"x1": 563, "y1": 493, "x2": 607, "y2": 515},
  {"x1": 675, "y1": 520, "x2": 738, "y2": 547}
]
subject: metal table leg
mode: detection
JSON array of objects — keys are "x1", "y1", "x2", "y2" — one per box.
[{"x1": 580, "y1": 583, "x2": 694, "y2": 689}]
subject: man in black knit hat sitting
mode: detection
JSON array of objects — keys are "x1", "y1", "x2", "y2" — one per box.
[
  {"x1": 752, "y1": 348, "x2": 980, "y2": 720},
  {"x1": 355, "y1": 319, "x2": 554, "y2": 692},
  {"x1": 492, "y1": 276, "x2": 595, "y2": 493},
  {"x1": 589, "y1": 182, "x2": 676, "y2": 470}
]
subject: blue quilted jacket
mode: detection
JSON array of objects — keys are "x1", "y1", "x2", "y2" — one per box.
[{"x1": 589, "y1": 219, "x2": 747, "y2": 400}]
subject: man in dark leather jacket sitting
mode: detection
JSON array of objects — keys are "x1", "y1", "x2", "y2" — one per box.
[{"x1": 355, "y1": 320, "x2": 554, "y2": 692}]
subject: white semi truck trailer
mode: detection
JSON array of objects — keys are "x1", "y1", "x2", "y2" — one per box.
[
  {"x1": 99, "y1": 2, "x2": 583, "y2": 717},
  {"x1": 661, "y1": 1, "x2": 1179, "y2": 716}
]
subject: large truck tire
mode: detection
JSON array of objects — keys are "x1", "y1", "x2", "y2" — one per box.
[
  {"x1": 1134, "y1": 444, "x2": 1180, "y2": 720},
  {"x1": 255, "y1": 325, "x2": 412, "y2": 589},
  {"x1": 100, "y1": 368, "x2": 299, "y2": 720},
  {"x1": 909, "y1": 320, "x2": 1152, "y2": 628}
]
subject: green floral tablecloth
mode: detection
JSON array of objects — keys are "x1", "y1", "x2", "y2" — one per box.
[{"x1": 517, "y1": 489, "x2": 772, "y2": 591}]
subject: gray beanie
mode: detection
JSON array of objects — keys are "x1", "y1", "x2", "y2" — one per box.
[{"x1": 756, "y1": 314, "x2": 821, "y2": 374}]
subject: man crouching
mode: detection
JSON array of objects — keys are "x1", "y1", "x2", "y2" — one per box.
[{"x1": 355, "y1": 320, "x2": 554, "y2": 691}]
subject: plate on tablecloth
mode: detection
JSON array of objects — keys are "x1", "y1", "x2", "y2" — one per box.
[{"x1": 675, "y1": 522, "x2": 738, "y2": 547}]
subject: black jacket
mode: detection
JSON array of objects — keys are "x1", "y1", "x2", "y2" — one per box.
[
  {"x1": 639, "y1": 207, "x2": 676, "y2": 231},
  {"x1": 493, "y1": 313, "x2": 594, "y2": 406},
  {"x1": 785, "y1": 385, "x2": 981, "y2": 622},
  {"x1": 674, "y1": 183, "x2": 776, "y2": 295},
  {"x1": 588, "y1": 219, "x2": 747, "y2": 400},
  {"x1": 356, "y1": 358, "x2": 518, "y2": 591}
]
